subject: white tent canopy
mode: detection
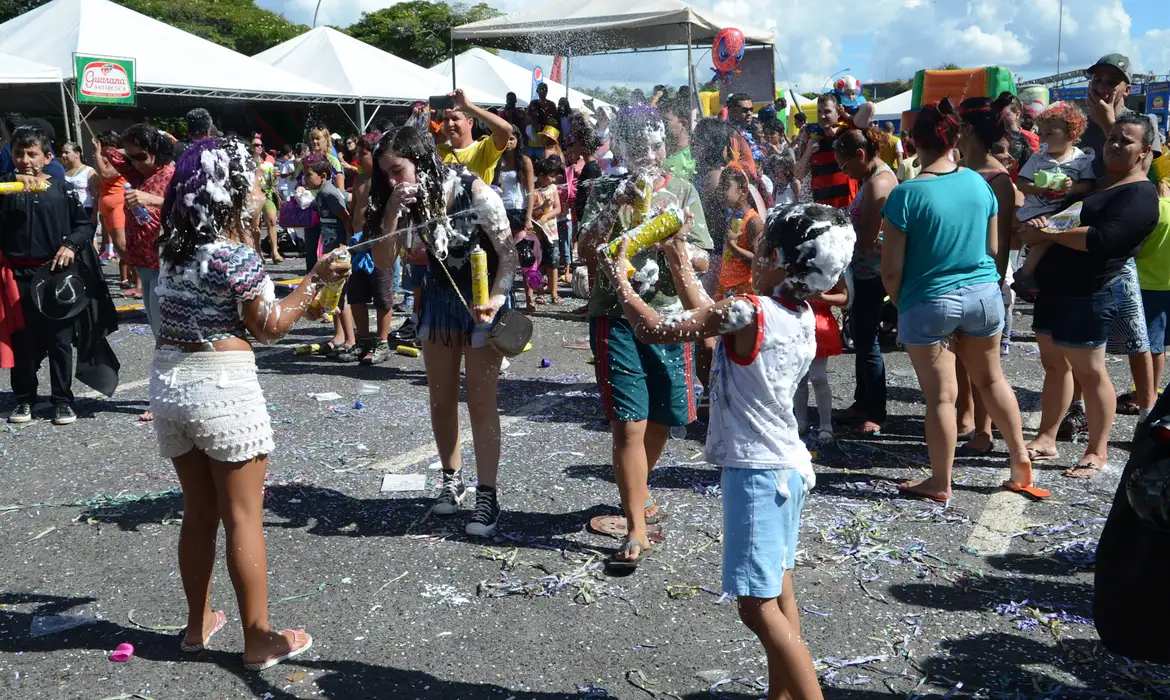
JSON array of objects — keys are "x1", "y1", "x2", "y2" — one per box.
[
  {"x1": 430, "y1": 49, "x2": 608, "y2": 110},
  {"x1": 255, "y1": 27, "x2": 500, "y2": 109},
  {"x1": 0, "y1": 0, "x2": 344, "y2": 103},
  {"x1": 0, "y1": 53, "x2": 63, "y2": 84},
  {"x1": 872, "y1": 90, "x2": 912, "y2": 123},
  {"x1": 452, "y1": 0, "x2": 775, "y2": 55}
]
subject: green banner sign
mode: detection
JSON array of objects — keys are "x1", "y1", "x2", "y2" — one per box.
[{"x1": 74, "y1": 54, "x2": 136, "y2": 106}]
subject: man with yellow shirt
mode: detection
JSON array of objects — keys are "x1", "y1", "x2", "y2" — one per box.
[
  {"x1": 1137, "y1": 179, "x2": 1170, "y2": 390},
  {"x1": 436, "y1": 89, "x2": 512, "y2": 184}
]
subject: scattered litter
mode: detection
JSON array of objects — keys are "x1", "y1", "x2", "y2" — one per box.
[
  {"x1": 540, "y1": 358, "x2": 552, "y2": 368},
  {"x1": 127, "y1": 609, "x2": 184, "y2": 631},
  {"x1": 273, "y1": 583, "x2": 328, "y2": 605},
  {"x1": 30, "y1": 614, "x2": 97, "y2": 637},
  {"x1": 380, "y1": 474, "x2": 427, "y2": 492},
  {"x1": 109, "y1": 642, "x2": 134, "y2": 662},
  {"x1": 994, "y1": 599, "x2": 1093, "y2": 631},
  {"x1": 308, "y1": 392, "x2": 342, "y2": 402},
  {"x1": 355, "y1": 381, "x2": 380, "y2": 395},
  {"x1": 287, "y1": 670, "x2": 307, "y2": 683},
  {"x1": 354, "y1": 401, "x2": 365, "y2": 409},
  {"x1": 373, "y1": 571, "x2": 409, "y2": 596},
  {"x1": 696, "y1": 669, "x2": 729, "y2": 683},
  {"x1": 26, "y1": 526, "x2": 56, "y2": 542},
  {"x1": 802, "y1": 604, "x2": 830, "y2": 617},
  {"x1": 422, "y1": 583, "x2": 472, "y2": 606}
]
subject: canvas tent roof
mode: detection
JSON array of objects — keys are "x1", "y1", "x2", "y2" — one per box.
[
  {"x1": 0, "y1": 53, "x2": 63, "y2": 84},
  {"x1": 430, "y1": 49, "x2": 609, "y2": 110},
  {"x1": 872, "y1": 90, "x2": 912, "y2": 122},
  {"x1": 452, "y1": 0, "x2": 775, "y2": 55},
  {"x1": 0, "y1": 0, "x2": 345, "y2": 102},
  {"x1": 255, "y1": 27, "x2": 500, "y2": 107}
]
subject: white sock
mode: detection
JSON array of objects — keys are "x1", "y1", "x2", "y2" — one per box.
[
  {"x1": 810, "y1": 358, "x2": 833, "y2": 433},
  {"x1": 1140, "y1": 407, "x2": 1151, "y2": 421}
]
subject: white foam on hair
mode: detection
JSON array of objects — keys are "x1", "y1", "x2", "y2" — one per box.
[{"x1": 794, "y1": 220, "x2": 855, "y2": 294}]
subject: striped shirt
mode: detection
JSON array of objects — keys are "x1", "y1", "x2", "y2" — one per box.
[
  {"x1": 807, "y1": 125, "x2": 858, "y2": 208},
  {"x1": 157, "y1": 242, "x2": 269, "y2": 344}
]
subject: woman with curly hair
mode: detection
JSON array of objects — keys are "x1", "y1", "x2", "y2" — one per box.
[
  {"x1": 150, "y1": 137, "x2": 348, "y2": 670},
  {"x1": 369, "y1": 126, "x2": 518, "y2": 537}
]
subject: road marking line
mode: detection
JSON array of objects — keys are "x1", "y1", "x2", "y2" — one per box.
[
  {"x1": 965, "y1": 489, "x2": 1030, "y2": 556},
  {"x1": 368, "y1": 391, "x2": 574, "y2": 474}
]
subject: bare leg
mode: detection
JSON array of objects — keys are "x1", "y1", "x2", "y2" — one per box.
[
  {"x1": 374, "y1": 307, "x2": 392, "y2": 340},
  {"x1": 422, "y1": 339, "x2": 465, "y2": 473},
  {"x1": 548, "y1": 266, "x2": 560, "y2": 303},
  {"x1": 465, "y1": 344, "x2": 503, "y2": 488},
  {"x1": 209, "y1": 454, "x2": 306, "y2": 664},
  {"x1": 1129, "y1": 351, "x2": 1156, "y2": 412},
  {"x1": 955, "y1": 356, "x2": 975, "y2": 436},
  {"x1": 1027, "y1": 333, "x2": 1072, "y2": 456},
  {"x1": 952, "y1": 333, "x2": 1033, "y2": 485},
  {"x1": 1065, "y1": 346, "x2": 1115, "y2": 474},
  {"x1": 738, "y1": 589, "x2": 824, "y2": 700},
  {"x1": 903, "y1": 342, "x2": 958, "y2": 500},
  {"x1": 172, "y1": 449, "x2": 220, "y2": 647},
  {"x1": 265, "y1": 208, "x2": 283, "y2": 263},
  {"x1": 1155, "y1": 351, "x2": 1166, "y2": 393},
  {"x1": 340, "y1": 306, "x2": 356, "y2": 346},
  {"x1": 612, "y1": 419, "x2": 651, "y2": 560}
]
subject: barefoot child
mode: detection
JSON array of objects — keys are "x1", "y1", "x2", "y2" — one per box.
[
  {"x1": 531, "y1": 157, "x2": 562, "y2": 304},
  {"x1": 1011, "y1": 103, "x2": 1095, "y2": 299},
  {"x1": 604, "y1": 202, "x2": 854, "y2": 700},
  {"x1": 795, "y1": 275, "x2": 848, "y2": 442},
  {"x1": 717, "y1": 165, "x2": 764, "y2": 298}
]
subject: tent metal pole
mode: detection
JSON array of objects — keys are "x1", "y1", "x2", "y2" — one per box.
[
  {"x1": 358, "y1": 100, "x2": 366, "y2": 131},
  {"x1": 686, "y1": 24, "x2": 697, "y2": 116},
  {"x1": 449, "y1": 30, "x2": 456, "y2": 91},
  {"x1": 59, "y1": 81, "x2": 71, "y2": 143},
  {"x1": 70, "y1": 82, "x2": 83, "y2": 150}
]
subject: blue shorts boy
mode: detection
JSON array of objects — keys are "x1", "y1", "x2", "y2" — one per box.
[{"x1": 722, "y1": 468, "x2": 806, "y2": 599}]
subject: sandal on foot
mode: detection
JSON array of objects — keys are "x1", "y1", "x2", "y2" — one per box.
[
  {"x1": 896, "y1": 481, "x2": 950, "y2": 504},
  {"x1": 316, "y1": 340, "x2": 341, "y2": 356},
  {"x1": 1026, "y1": 446, "x2": 1058, "y2": 462},
  {"x1": 180, "y1": 610, "x2": 227, "y2": 652},
  {"x1": 957, "y1": 439, "x2": 993, "y2": 457},
  {"x1": 1002, "y1": 480, "x2": 1051, "y2": 500},
  {"x1": 1063, "y1": 460, "x2": 1104, "y2": 479},
  {"x1": 853, "y1": 421, "x2": 882, "y2": 436},
  {"x1": 243, "y1": 629, "x2": 313, "y2": 671},
  {"x1": 644, "y1": 496, "x2": 667, "y2": 525},
  {"x1": 606, "y1": 537, "x2": 650, "y2": 573}
]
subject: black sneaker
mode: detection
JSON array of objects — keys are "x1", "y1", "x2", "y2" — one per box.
[
  {"x1": 334, "y1": 343, "x2": 363, "y2": 363},
  {"x1": 52, "y1": 404, "x2": 76, "y2": 426},
  {"x1": 360, "y1": 340, "x2": 391, "y2": 366},
  {"x1": 1058, "y1": 403, "x2": 1088, "y2": 441},
  {"x1": 432, "y1": 470, "x2": 467, "y2": 515},
  {"x1": 392, "y1": 302, "x2": 411, "y2": 313},
  {"x1": 8, "y1": 403, "x2": 32, "y2": 424},
  {"x1": 465, "y1": 488, "x2": 500, "y2": 537},
  {"x1": 391, "y1": 317, "x2": 417, "y2": 344}
]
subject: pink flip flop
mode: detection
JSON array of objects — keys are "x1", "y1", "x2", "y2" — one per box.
[
  {"x1": 244, "y1": 629, "x2": 313, "y2": 671},
  {"x1": 180, "y1": 610, "x2": 227, "y2": 652},
  {"x1": 109, "y1": 642, "x2": 134, "y2": 662}
]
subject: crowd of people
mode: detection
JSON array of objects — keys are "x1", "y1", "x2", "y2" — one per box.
[{"x1": 2, "y1": 50, "x2": 1170, "y2": 697}]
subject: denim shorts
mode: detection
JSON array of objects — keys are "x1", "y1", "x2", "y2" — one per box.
[
  {"x1": 1143, "y1": 289, "x2": 1170, "y2": 355},
  {"x1": 721, "y1": 468, "x2": 806, "y2": 599},
  {"x1": 1033, "y1": 288, "x2": 1117, "y2": 349},
  {"x1": 897, "y1": 281, "x2": 1004, "y2": 346}
]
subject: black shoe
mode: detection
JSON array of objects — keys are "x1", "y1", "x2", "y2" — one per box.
[
  {"x1": 465, "y1": 488, "x2": 500, "y2": 537},
  {"x1": 52, "y1": 404, "x2": 76, "y2": 426},
  {"x1": 334, "y1": 343, "x2": 363, "y2": 363},
  {"x1": 8, "y1": 403, "x2": 32, "y2": 424},
  {"x1": 391, "y1": 317, "x2": 417, "y2": 344},
  {"x1": 360, "y1": 340, "x2": 391, "y2": 366},
  {"x1": 432, "y1": 470, "x2": 468, "y2": 516},
  {"x1": 1058, "y1": 404, "x2": 1088, "y2": 441},
  {"x1": 392, "y1": 302, "x2": 411, "y2": 313}
]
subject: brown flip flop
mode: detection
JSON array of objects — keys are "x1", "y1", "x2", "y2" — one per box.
[
  {"x1": 1026, "y1": 446, "x2": 1058, "y2": 462},
  {"x1": 1062, "y1": 461, "x2": 1103, "y2": 479},
  {"x1": 896, "y1": 481, "x2": 950, "y2": 504},
  {"x1": 588, "y1": 515, "x2": 666, "y2": 543}
]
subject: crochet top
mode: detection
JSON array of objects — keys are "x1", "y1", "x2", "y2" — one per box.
[{"x1": 156, "y1": 241, "x2": 270, "y2": 343}]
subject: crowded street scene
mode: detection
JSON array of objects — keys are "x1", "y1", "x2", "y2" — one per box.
[{"x1": 3, "y1": 0, "x2": 1170, "y2": 698}]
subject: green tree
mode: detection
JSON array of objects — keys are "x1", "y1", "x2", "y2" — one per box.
[
  {"x1": 936, "y1": 63, "x2": 962, "y2": 71},
  {"x1": 0, "y1": 0, "x2": 305, "y2": 55},
  {"x1": 347, "y1": 1, "x2": 501, "y2": 68}
]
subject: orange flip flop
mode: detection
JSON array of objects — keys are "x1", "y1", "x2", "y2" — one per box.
[{"x1": 1002, "y1": 480, "x2": 1051, "y2": 500}]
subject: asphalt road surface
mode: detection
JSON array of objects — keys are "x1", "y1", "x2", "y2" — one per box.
[{"x1": 0, "y1": 259, "x2": 1163, "y2": 699}]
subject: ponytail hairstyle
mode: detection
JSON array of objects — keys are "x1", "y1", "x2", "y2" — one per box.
[
  {"x1": 761, "y1": 203, "x2": 855, "y2": 301},
  {"x1": 159, "y1": 136, "x2": 255, "y2": 266},
  {"x1": 958, "y1": 91, "x2": 1014, "y2": 149},
  {"x1": 833, "y1": 127, "x2": 889, "y2": 161},
  {"x1": 912, "y1": 98, "x2": 961, "y2": 153}
]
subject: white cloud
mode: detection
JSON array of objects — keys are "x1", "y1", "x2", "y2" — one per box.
[{"x1": 256, "y1": 0, "x2": 1164, "y2": 92}]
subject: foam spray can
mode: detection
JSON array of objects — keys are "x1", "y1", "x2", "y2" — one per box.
[
  {"x1": 0, "y1": 180, "x2": 49, "y2": 194},
  {"x1": 602, "y1": 205, "x2": 686, "y2": 279},
  {"x1": 312, "y1": 249, "x2": 351, "y2": 314},
  {"x1": 470, "y1": 244, "x2": 489, "y2": 308}
]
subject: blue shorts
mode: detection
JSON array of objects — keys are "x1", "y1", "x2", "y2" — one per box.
[
  {"x1": 722, "y1": 468, "x2": 806, "y2": 599},
  {"x1": 1143, "y1": 289, "x2": 1170, "y2": 355},
  {"x1": 418, "y1": 278, "x2": 508, "y2": 349},
  {"x1": 897, "y1": 281, "x2": 1004, "y2": 346}
]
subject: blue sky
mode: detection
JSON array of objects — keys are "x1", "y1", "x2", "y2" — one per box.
[{"x1": 257, "y1": 0, "x2": 1170, "y2": 93}]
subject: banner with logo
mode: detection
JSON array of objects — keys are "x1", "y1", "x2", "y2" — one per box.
[
  {"x1": 74, "y1": 54, "x2": 136, "y2": 106},
  {"x1": 1147, "y1": 82, "x2": 1169, "y2": 121},
  {"x1": 530, "y1": 66, "x2": 544, "y2": 103}
]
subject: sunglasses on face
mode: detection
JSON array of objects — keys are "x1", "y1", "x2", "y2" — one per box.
[{"x1": 126, "y1": 151, "x2": 150, "y2": 162}]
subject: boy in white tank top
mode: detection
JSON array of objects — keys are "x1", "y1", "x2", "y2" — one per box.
[{"x1": 602, "y1": 203, "x2": 855, "y2": 700}]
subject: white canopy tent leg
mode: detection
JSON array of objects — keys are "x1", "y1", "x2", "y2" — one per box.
[
  {"x1": 58, "y1": 80, "x2": 71, "y2": 142},
  {"x1": 686, "y1": 24, "x2": 697, "y2": 117},
  {"x1": 358, "y1": 100, "x2": 366, "y2": 132}
]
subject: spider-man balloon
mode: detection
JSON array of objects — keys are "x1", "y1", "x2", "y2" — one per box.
[{"x1": 711, "y1": 27, "x2": 745, "y2": 84}]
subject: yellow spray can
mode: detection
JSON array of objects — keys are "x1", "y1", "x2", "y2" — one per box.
[
  {"x1": 470, "y1": 244, "x2": 489, "y2": 307},
  {"x1": 311, "y1": 250, "x2": 351, "y2": 314},
  {"x1": 602, "y1": 205, "x2": 685, "y2": 278},
  {"x1": 0, "y1": 180, "x2": 48, "y2": 194}
]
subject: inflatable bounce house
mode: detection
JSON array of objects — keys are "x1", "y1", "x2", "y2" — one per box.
[{"x1": 901, "y1": 66, "x2": 1018, "y2": 132}]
